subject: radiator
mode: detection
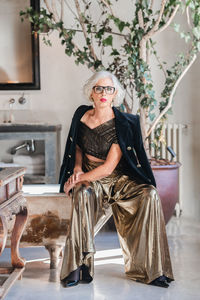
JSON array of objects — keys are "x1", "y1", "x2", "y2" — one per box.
[{"x1": 149, "y1": 123, "x2": 187, "y2": 217}]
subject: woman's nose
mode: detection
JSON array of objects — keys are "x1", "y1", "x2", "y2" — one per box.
[{"x1": 102, "y1": 89, "x2": 106, "y2": 95}]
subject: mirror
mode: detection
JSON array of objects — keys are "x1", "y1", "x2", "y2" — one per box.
[{"x1": 0, "y1": 0, "x2": 40, "y2": 90}]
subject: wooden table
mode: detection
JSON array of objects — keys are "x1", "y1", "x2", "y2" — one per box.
[{"x1": 0, "y1": 167, "x2": 28, "y2": 299}]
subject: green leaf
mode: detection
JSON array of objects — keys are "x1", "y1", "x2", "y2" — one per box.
[
  {"x1": 193, "y1": 27, "x2": 200, "y2": 39},
  {"x1": 118, "y1": 21, "x2": 126, "y2": 32},
  {"x1": 197, "y1": 41, "x2": 200, "y2": 52},
  {"x1": 167, "y1": 108, "x2": 173, "y2": 115},
  {"x1": 149, "y1": 112, "x2": 156, "y2": 121},
  {"x1": 102, "y1": 35, "x2": 113, "y2": 46},
  {"x1": 110, "y1": 48, "x2": 120, "y2": 55},
  {"x1": 173, "y1": 23, "x2": 180, "y2": 32}
]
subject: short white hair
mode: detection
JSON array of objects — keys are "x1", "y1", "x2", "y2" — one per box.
[{"x1": 83, "y1": 70, "x2": 125, "y2": 106}]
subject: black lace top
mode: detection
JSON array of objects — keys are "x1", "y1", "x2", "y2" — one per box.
[{"x1": 77, "y1": 118, "x2": 118, "y2": 160}]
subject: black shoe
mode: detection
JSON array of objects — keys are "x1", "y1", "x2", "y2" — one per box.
[
  {"x1": 81, "y1": 264, "x2": 93, "y2": 283},
  {"x1": 61, "y1": 279, "x2": 79, "y2": 288},
  {"x1": 166, "y1": 277, "x2": 173, "y2": 283},
  {"x1": 61, "y1": 267, "x2": 81, "y2": 288},
  {"x1": 149, "y1": 276, "x2": 169, "y2": 288}
]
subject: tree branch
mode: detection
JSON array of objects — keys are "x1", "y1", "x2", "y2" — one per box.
[
  {"x1": 150, "y1": 0, "x2": 154, "y2": 11},
  {"x1": 74, "y1": 0, "x2": 97, "y2": 60},
  {"x1": 62, "y1": 28, "x2": 128, "y2": 38},
  {"x1": 44, "y1": 0, "x2": 94, "y2": 71},
  {"x1": 60, "y1": 0, "x2": 64, "y2": 21},
  {"x1": 138, "y1": 9, "x2": 144, "y2": 29},
  {"x1": 155, "y1": 4, "x2": 180, "y2": 35},
  {"x1": 52, "y1": 0, "x2": 60, "y2": 21},
  {"x1": 100, "y1": 0, "x2": 115, "y2": 17},
  {"x1": 139, "y1": 0, "x2": 167, "y2": 60},
  {"x1": 44, "y1": 0, "x2": 54, "y2": 18},
  {"x1": 123, "y1": 98, "x2": 132, "y2": 113},
  {"x1": 62, "y1": 0, "x2": 78, "y2": 19},
  {"x1": 186, "y1": 6, "x2": 192, "y2": 28},
  {"x1": 143, "y1": 0, "x2": 167, "y2": 40},
  {"x1": 147, "y1": 54, "x2": 197, "y2": 137}
]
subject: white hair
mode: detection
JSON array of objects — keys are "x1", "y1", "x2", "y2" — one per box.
[{"x1": 83, "y1": 70, "x2": 125, "y2": 106}]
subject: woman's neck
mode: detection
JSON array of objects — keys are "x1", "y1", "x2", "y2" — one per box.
[{"x1": 92, "y1": 106, "x2": 114, "y2": 122}]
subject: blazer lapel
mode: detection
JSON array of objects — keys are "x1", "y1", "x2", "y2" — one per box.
[{"x1": 113, "y1": 107, "x2": 130, "y2": 145}]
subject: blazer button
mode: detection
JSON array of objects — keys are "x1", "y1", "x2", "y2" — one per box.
[
  {"x1": 127, "y1": 146, "x2": 132, "y2": 151},
  {"x1": 67, "y1": 171, "x2": 70, "y2": 174},
  {"x1": 70, "y1": 137, "x2": 73, "y2": 142},
  {"x1": 68, "y1": 154, "x2": 71, "y2": 158}
]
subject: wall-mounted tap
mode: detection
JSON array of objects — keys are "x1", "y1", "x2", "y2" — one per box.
[
  {"x1": 18, "y1": 93, "x2": 26, "y2": 105},
  {"x1": 10, "y1": 139, "x2": 35, "y2": 155},
  {"x1": 8, "y1": 98, "x2": 15, "y2": 123}
]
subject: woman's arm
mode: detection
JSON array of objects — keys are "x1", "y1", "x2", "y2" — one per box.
[
  {"x1": 80, "y1": 143, "x2": 122, "y2": 181},
  {"x1": 64, "y1": 143, "x2": 122, "y2": 195},
  {"x1": 68, "y1": 145, "x2": 84, "y2": 184},
  {"x1": 74, "y1": 145, "x2": 83, "y2": 173}
]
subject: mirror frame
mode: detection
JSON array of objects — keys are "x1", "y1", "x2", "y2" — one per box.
[{"x1": 0, "y1": 0, "x2": 40, "y2": 90}]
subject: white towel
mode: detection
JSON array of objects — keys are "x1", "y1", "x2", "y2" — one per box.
[
  {"x1": 13, "y1": 154, "x2": 45, "y2": 165},
  {"x1": 0, "y1": 162, "x2": 20, "y2": 167},
  {"x1": 26, "y1": 165, "x2": 45, "y2": 172}
]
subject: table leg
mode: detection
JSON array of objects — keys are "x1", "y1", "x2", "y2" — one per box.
[
  {"x1": 0, "y1": 215, "x2": 7, "y2": 255},
  {"x1": 45, "y1": 244, "x2": 63, "y2": 269},
  {"x1": 11, "y1": 206, "x2": 28, "y2": 268}
]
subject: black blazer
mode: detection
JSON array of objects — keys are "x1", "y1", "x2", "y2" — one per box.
[{"x1": 59, "y1": 105, "x2": 156, "y2": 192}]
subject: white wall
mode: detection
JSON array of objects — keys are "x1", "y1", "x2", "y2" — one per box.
[{"x1": 0, "y1": 3, "x2": 200, "y2": 221}]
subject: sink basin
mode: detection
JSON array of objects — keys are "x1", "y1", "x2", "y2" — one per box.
[{"x1": 0, "y1": 123, "x2": 62, "y2": 132}]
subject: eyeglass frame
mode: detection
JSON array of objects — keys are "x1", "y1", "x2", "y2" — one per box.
[{"x1": 92, "y1": 85, "x2": 116, "y2": 95}]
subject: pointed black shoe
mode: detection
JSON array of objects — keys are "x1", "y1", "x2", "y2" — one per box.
[
  {"x1": 81, "y1": 264, "x2": 93, "y2": 283},
  {"x1": 61, "y1": 267, "x2": 81, "y2": 288},
  {"x1": 61, "y1": 279, "x2": 79, "y2": 288},
  {"x1": 149, "y1": 276, "x2": 169, "y2": 288}
]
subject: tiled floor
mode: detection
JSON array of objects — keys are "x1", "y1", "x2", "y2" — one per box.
[{"x1": 0, "y1": 216, "x2": 200, "y2": 300}]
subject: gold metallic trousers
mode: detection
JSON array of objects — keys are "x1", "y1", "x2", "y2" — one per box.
[{"x1": 60, "y1": 156, "x2": 174, "y2": 284}]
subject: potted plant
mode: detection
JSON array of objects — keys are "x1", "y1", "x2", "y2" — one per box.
[{"x1": 20, "y1": 0, "x2": 200, "y2": 223}]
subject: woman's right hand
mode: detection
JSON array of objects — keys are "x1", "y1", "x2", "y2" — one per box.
[
  {"x1": 64, "y1": 170, "x2": 84, "y2": 196},
  {"x1": 68, "y1": 170, "x2": 84, "y2": 185}
]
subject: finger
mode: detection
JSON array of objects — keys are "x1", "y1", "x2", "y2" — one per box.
[{"x1": 66, "y1": 186, "x2": 71, "y2": 196}]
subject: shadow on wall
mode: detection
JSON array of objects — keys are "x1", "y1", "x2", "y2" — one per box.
[{"x1": 0, "y1": 67, "x2": 10, "y2": 83}]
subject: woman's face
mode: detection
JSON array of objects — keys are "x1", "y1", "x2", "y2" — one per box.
[{"x1": 90, "y1": 77, "x2": 117, "y2": 108}]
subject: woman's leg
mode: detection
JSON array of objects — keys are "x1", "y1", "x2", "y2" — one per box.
[
  {"x1": 60, "y1": 181, "x2": 103, "y2": 283},
  {"x1": 111, "y1": 176, "x2": 174, "y2": 285}
]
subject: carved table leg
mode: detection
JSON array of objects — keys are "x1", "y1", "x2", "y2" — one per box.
[
  {"x1": 45, "y1": 244, "x2": 63, "y2": 269},
  {"x1": 11, "y1": 206, "x2": 28, "y2": 268},
  {"x1": 0, "y1": 215, "x2": 8, "y2": 255}
]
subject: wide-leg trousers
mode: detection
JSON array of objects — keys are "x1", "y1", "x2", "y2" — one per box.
[{"x1": 60, "y1": 156, "x2": 174, "y2": 284}]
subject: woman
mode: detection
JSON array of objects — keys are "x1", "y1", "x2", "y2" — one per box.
[{"x1": 59, "y1": 70, "x2": 174, "y2": 288}]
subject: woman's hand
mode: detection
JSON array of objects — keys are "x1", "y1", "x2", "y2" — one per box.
[{"x1": 64, "y1": 170, "x2": 84, "y2": 195}]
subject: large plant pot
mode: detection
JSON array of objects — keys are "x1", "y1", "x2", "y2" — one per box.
[{"x1": 152, "y1": 162, "x2": 181, "y2": 224}]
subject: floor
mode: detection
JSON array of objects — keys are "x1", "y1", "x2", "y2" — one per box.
[{"x1": 0, "y1": 216, "x2": 200, "y2": 300}]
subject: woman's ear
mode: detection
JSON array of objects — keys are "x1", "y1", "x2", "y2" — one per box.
[{"x1": 112, "y1": 89, "x2": 118, "y2": 102}]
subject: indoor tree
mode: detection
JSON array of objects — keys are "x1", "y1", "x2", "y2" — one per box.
[{"x1": 20, "y1": 0, "x2": 200, "y2": 159}]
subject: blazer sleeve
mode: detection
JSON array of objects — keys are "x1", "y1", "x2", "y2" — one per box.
[
  {"x1": 134, "y1": 115, "x2": 157, "y2": 187},
  {"x1": 58, "y1": 122, "x2": 74, "y2": 184},
  {"x1": 58, "y1": 107, "x2": 81, "y2": 186}
]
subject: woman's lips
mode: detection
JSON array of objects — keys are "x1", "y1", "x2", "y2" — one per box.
[{"x1": 100, "y1": 98, "x2": 107, "y2": 102}]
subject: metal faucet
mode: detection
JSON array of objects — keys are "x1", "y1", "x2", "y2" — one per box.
[
  {"x1": 10, "y1": 140, "x2": 35, "y2": 155},
  {"x1": 7, "y1": 98, "x2": 15, "y2": 123}
]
